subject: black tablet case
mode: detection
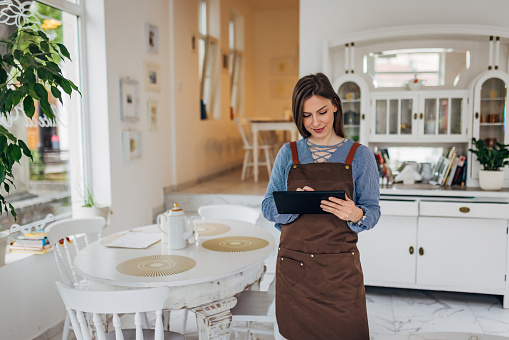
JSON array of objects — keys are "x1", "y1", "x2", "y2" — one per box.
[{"x1": 273, "y1": 190, "x2": 346, "y2": 214}]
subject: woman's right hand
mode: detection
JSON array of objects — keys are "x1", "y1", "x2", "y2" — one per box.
[{"x1": 296, "y1": 186, "x2": 315, "y2": 191}]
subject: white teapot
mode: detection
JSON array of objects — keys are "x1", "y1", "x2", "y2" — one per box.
[{"x1": 157, "y1": 203, "x2": 194, "y2": 250}]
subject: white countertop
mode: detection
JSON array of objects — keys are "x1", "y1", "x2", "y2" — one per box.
[{"x1": 380, "y1": 184, "x2": 509, "y2": 199}]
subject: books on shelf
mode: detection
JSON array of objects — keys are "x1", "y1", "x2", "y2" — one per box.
[{"x1": 8, "y1": 243, "x2": 51, "y2": 254}]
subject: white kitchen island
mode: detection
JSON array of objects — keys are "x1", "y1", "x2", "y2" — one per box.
[{"x1": 359, "y1": 185, "x2": 509, "y2": 308}]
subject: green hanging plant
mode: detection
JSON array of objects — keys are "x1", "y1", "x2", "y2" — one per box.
[{"x1": 0, "y1": 23, "x2": 80, "y2": 218}]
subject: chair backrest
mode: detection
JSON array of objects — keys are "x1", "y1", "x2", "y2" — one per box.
[
  {"x1": 197, "y1": 204, "x2": 260, "y2": 224},
  {"x1": 45, "y1": 217, "x2": 105, "y2": 287},
  {"x1": 234, "y1": 118, "x2": 253, "y2": 147},
  {"x1": 55, "y1": 281, "x2": 170, "y2": 340}
]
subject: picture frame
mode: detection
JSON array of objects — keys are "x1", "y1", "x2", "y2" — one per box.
[
  {"x1": 147, "y1": 100, "x2": 158, "y2": 131},
  {"x1": 120, "y1": 78, "x2": 139, "y2": 122},
  {"x1": 144, "y1": 62, "x2": 161, "y2": 92},
  {"x1": 146, "y1": 23, "x2": 159, "y2": 54},
  {"x1": 123, "y1": 130, "x2": 142, "y2": 161},
  {"x1": 270, "y1": 57, "x2": 295, "y2": 76}
]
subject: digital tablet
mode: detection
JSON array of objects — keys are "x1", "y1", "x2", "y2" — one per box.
[{"x1": 273, "y1": 190, "x2": 346, "y2": 214}]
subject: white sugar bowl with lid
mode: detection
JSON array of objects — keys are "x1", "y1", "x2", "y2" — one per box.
[{"x1": 157, "y1": 203, "x2": 194, "y2": 250}]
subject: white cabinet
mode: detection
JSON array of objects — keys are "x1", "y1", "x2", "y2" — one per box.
[
  {"x1": 359, "y1": 196, "x2": 509, "y2": 307},
  {"x1": 369, "y1": 90, "x2": 469, "y2": 143},
  {"x1": 469, "y1": 70, "x2": 509, "y2": 187},
  {"x1": 333, "y1": 75, "x2": 370, "y2": 145},
  {"x1": 417, "y1": 216, "x2": 507, "y2": 290},
  {"x1": 358, "y1": 199, "x2": 418, "y2": 285}
]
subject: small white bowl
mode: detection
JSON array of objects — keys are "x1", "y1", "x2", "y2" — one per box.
[{"x1": 407, "y1": 79, "x2": 423, "y2": 91}]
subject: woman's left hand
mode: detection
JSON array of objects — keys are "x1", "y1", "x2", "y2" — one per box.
[{"x1": 321, "y1": 195, "x2": 363, "y2": 222}]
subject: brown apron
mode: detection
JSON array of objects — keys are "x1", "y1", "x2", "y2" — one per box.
[{"x1": 275, "y1": 141, "x2": 369, "y2": 340}]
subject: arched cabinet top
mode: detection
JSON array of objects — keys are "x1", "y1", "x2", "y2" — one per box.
[{"x1": 326, "y1": 24, "x2": 509, "y2": 49}]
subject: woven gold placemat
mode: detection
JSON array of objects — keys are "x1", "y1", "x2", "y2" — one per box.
[
  {"x1": 194, "y1": 223, "x2": 231, "y2": 236},
  {"x1": 202, "y1": 237, "x2": 269, "y2": 253},
  {"x1": 116, "y1": 255, "x2": 196, "y2": 277}
]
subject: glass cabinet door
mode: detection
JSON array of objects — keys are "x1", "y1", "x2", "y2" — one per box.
[
  {"x1": 339, "y1": 82, "x2": 361, "y2": 142},
  {"x1": 374, "y1": 98, "x2": 413, "y2": 136},
  {"x1": 421, "y1": 94, "x2": 464, "y2": 138},
  {"x1": 479, "y1": 78, "x2": 506, "y2": 147}
]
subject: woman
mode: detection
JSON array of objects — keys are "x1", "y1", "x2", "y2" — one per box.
[{"x1": 262, "y1": 73, "x2": 380, "y2": 340}]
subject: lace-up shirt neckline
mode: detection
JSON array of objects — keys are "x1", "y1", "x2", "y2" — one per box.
[{"x1": 306, "y1": 138, "x2": 348, "y2": 163}]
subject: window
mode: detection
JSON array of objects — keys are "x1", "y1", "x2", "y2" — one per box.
[
  {"x1": 229, "y1": 14, "x2": 243, "y2": 117},
  {"x1": 364, "y1": 48, "x2": 469, "y2": 88},
  {"x1": 198, "y1": 0, "x2": 218, "y2": 120},
  {"x1": 0, "y1": 0, "x2": 85, "y2": 234}
]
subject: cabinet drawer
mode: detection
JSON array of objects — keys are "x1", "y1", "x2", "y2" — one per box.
[
  {"x1": 420, "y1": 201, "x2": 509, "y2": 219},
  {"x1": 380, "y1": 200, "x2": 418, "y2": 216}
]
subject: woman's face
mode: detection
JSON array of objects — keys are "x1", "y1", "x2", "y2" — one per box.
[{"x1": 302, "y1": 95, "x2": 337, "y2": 142}]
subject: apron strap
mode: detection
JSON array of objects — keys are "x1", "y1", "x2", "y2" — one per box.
[
  {"x1": 345, "y1": 142, "x2": 361, "y2": 165},
  {"x1": 290, "y1": 141, "x2": 299, "y2": 165}
]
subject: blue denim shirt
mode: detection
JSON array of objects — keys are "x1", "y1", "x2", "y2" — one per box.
[{"x1": 262, "y1": 139, "x2": 381, "y2": 232}]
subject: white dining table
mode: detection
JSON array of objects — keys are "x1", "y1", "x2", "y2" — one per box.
[
  {"x1": 250, "y1": 118, "x2": 299, "y2": 182},
  {"x1": 73, "y1": 219, "x2": 276, "y2": 340}
]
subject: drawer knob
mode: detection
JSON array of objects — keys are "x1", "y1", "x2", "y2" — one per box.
[
  {"x1": 409, "y1": 246, "x2": 414, "y2": 255},
  {"x1": 459, "y1": 207, "x2": 470, "y2": 213},
  {"x1": 419, "y1": 247, "x2": 424, "y2": 256}
]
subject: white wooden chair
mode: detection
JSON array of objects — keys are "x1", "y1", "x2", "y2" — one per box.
[
  {"x1": 197, "y1": 204, "x2": 260, "y2": 225},
  {"x1": 230, "y1": 278, "x2": 285, "y2": 339},
  {"x1": 46, "y1": 217, "x2": 106, "y2": 340},
  {"x1": 235, "y1": 118, "x2": 275, "y2": 180},
  {"x1": 55, "y1": 281, "x2": 185, "y2": 340}
]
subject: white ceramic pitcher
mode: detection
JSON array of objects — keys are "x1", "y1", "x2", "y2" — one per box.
[{"x1": 157, "y1": 203, "x2": 194, "y2": 250}]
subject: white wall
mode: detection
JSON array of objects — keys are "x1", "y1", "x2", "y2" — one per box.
[{"x1": 300, "y1": 0, "x2": 509, "y2": 76}]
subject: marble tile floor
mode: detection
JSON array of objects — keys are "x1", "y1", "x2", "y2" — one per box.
[
  {"x1": 49, "y1": 169, "x2": 509, "y2": 340},
  {"x1": 49, "y1": 283, "x2": 509, "y2": 340}
]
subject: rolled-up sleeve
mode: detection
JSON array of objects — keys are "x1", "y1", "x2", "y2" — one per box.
[
  {"x1": 347, "y1": 146, "x2": 381, "y2": 233},
  {"x1": 262, "y1": 144, "x2": 299, "y2": 231}
]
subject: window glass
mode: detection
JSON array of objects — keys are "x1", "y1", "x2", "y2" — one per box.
[
  {"x1": 0, "y1": 1, "x2": 83, "y2": 233},
  {"x1": 364, "y1": 48, "x2": 469, "y2": 88}
]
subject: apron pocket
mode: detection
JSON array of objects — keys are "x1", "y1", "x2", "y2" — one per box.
[
  {"x1": 313, "y1": 252, "x2": 362, "y2": 301},
  {"x1": 279, "y1": 256, "x2": 306, "y2": 286}
]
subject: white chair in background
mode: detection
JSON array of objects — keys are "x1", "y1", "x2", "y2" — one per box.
[
  {"x1": 55, "y1": 281, "x2": 185, "y2": 340},
  {"x1": 235, "y1": 118, "x2": 275, "y2": 180},
  {"x1": 197, "y1": 204, "x2": 260, "y2": 225},
  {"x1": 46, "y1": 217, "x2": 106, "y2": 340},
  {"x1": 230, "y1": 278, "x2": 284, "y2": 340}
]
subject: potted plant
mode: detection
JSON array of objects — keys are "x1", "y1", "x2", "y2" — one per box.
[
  {"x1": 469, "y1": 137, "x2": 509, "y2": 190},
  {"x1": 0, "y1": 23, "x2": 80, "y2": 218},
  {"x1": 73, "y1": 188, "x2": 110, "y2": 223}
]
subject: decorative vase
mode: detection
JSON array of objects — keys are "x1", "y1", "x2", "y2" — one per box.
[
  {"x1": 0, "y1": 231, "x2": 9, "y2": 267},
  {"x1": 479, "y1": 170, "x2": 505, "y2": 191},
  {"x1": 74, "y1": 204, "x2": 110, "y2": 223}
]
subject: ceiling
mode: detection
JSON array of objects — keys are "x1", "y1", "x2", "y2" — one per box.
[{"x1": 248, "y1": 0, "x2": 299, "y2": 11}]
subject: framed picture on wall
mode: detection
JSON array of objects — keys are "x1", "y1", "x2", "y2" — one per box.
[
  {"x1": 146, "y1": 23, "x2": 159, "y2": 54},
  {"x1": 144, "y1": 62, "x2": 161, "y2": 92},
  {"x1": 270, "y1": 57, "x2": 295, "y2": 76},
  {"x1": 147, "y1": 100, "x2": 158, "y2": 131},
  {"x1": 120, "y1": 78, "x2": 139, "y2": 122},
  {"x1": 123, "y1": 130, "x2": 142, "y2": 161}
]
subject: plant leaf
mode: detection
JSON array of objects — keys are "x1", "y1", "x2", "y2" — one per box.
[
  {"x1": 57, "y1": 43, "x2": 71, "y2": 60},
  {"x1": 23, "y1": 96, "x2": 35, "y2": 118},
  {"x1": 51, "y1": 86, "x2": 62, "y2": 104},
  {"x1": 35, "y1": 83, "x2": 53, "y2": 119},
  {"x1": 17, "y1": 140, "x2": 32, "y2": 160}
]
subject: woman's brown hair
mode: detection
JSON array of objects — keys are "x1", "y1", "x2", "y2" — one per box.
[{"x1": 291, "y1": 73, "x2": 344, "y2": 138}]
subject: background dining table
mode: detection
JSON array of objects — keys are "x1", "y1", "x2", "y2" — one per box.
[
  {"x1": 73, "y1": 219, "x2": 276, "y2": 340},
  {"x1": 249, "y1": 118, "x2": 299, "y2": 182}
]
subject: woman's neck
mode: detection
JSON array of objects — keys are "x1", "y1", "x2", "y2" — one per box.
[{"x1": 307, "y1": 134, "x2": 344, "y2": 146}]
